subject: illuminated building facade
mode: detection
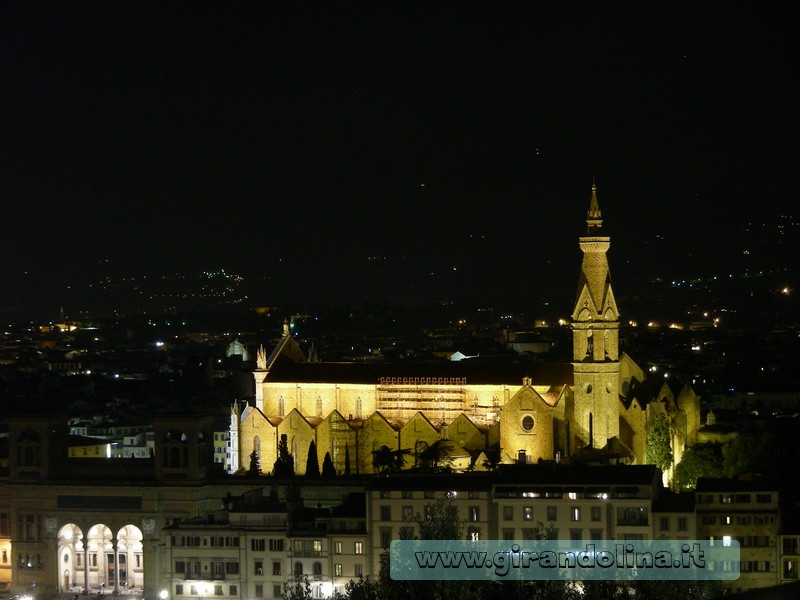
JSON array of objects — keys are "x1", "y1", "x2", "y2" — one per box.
[{"x1": 234, "y1": 184, "x2": 699, "y2": 476}]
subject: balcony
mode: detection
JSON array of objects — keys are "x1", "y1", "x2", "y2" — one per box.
[{"x1": 287, "y1": 550, "x2": 325, "y2": 558}]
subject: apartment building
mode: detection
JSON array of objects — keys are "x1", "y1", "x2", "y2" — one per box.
[
  {"x1": 491, "y1": 464, "x2": 661, "y2": 544},
  {"x1": 325, "y1": 497, "x2": 368, "y2": 596},
  {"x1": 696, "y1": 477, "x2": 781, "y2": 594},
  {"x1": 164, "y1": 494, "x2": 289, "y2": 600},
  {"x1": 652, "y1": 489, "x2": 695, "y2": 540},
  {"x1": 780, "y1": 532, "x2": 799, "y2": 585},
  {"x1": 163, "y1": 489, "x2": 368, "y2": 600},
  {"x1": 366, "y1": 473, "x2": 492, "y2": 575},
  {"x1": 365, "y1": 465, "x2": 663, "y2": 575}
]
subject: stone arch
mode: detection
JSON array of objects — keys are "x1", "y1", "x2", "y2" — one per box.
[
  {"x1": 114, "y1": 524, "x2": 144, "y2": 590},
  {"x1": 86, "y1": 523, "x2": 114, "y2": 590},
  {"x1": 57, "y1": 523, "x2": 84, "y2": 591}
]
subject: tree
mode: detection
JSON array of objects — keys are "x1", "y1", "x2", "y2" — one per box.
[
  {"x1": 417, "y1": 441, "x2": 454, "y2": 471},
  {"x1": 722, "y1": 431, "x2": 772, "y2": 478},
  {"x1": 282, "y1": 573, "x2": 312, "y2": 600},
  {"x1": 416, "y1": 497, "x2": 463, "y2": 540},
  {"x1": 673, "y1": 444, "x2": 723, "y2": 490},
  {"x1": 372, "y1": 445, "x2": 411, "y2": 474},
  {"x1": 344, "y1": 443, "x2": 351, "y2": 475},
  {"x1": 247, "y1": 449, "x2": 261, "y2": 477},
  {"x1": 377, "y1": 498, "x2": 484, "y2": 600},
  {"x1": 480, "y1": 447, "x2": 502, "y2": 471},
  {"x1": 646, "y1": 413, "x2": 673, "y2": 471},
  {"x1": 321, "y1": 451, "x2": 337, "y2": 478},
  {"x1": 305, "y1": 440, "x2": 320, "y2": 478},
  {"x1": 332, "y1": 577, "x2": 380, "y2": 600},
  {"x1": 273, "y1": 433, "x2": 294, "y2": 478},
  {"x1": 630, "y1": 578, "x2": 723, "y2": 600}
]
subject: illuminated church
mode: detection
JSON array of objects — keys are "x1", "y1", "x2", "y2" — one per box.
[{"x1": 230, "y1": 184, "x2": 701, "y2": 476}]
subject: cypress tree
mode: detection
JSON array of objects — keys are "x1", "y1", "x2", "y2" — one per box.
[
  {"x1": 247, "y1": 449, "x2": 261, "y2": 477},
  {"x1": 305, "y1": 440, "x2": 320, "y2": 478},
  {"x1": 321, "y1": 451, "x2": 336, "y2": 478},
  {"x1": 273, "y1": 433, "x2": 294, "y2": 478}
]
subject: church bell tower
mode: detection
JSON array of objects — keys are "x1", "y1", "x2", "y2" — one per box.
[{"x1": 571, "y1": 181, "x2": 620, "y2": 450}]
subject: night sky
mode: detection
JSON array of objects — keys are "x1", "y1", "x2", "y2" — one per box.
[{"x1": 2, "y1": 3, "x2": 798, "y2": 319}]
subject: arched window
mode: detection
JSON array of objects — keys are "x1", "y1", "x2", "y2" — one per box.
[
  {"x1": 313, "y1": 561, "x2": 322, "y2": 575},
  {"x1": 17, "y1": 430, "x2": 41, "y2": 467},
  {"x1": 294, "y1": 561, "x2": 303, "y2": 575},
  {"x1": 279, "y1": 396, "x2": 285, "y2": 417}
]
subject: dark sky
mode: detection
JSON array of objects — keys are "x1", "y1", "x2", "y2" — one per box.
[{"x1": 2, "y1": 3, "x2": 798, "y2": 318}]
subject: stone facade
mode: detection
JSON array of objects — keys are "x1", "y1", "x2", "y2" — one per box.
[{"x1": 233, "y1": 184, "x2": 689, "y2": 475}]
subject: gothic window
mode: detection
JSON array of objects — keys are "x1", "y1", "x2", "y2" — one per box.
[
  {"x1": 278, "y1": 396, "x2": 285, "y2": 417},
  {"x1": 355, "y1": 397, "x2": 362, "y2": 418},
  {"x1": 316, "y1": 396, "x2": 322, "y2": 418}
]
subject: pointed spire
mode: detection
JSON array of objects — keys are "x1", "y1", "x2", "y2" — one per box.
[
  {"x1": 586, "y1": 177, "x2": 603, "y2": 234},
  {"x1": 256, "y1": 344, "x2": 267, "y2": 370}
]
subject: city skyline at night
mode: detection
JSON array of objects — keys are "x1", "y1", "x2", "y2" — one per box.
[{"x1": 2, "y1": 4, "x2": 798, "y2": 320}]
